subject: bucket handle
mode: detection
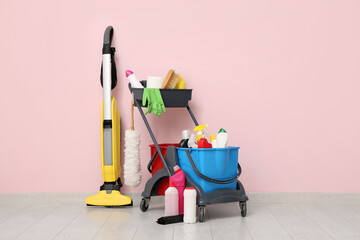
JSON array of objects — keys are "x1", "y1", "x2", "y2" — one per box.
[{"x1": 185, "y1": 150, "x2": 241, "y2": 184}]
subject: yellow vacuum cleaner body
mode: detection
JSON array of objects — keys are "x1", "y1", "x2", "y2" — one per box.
[
  {"x1": 101, "y1": 98, "x2": 121, "y2": 183},
  {"x1": 86, "y1": 26, "x2": 132, "y2": 207}
]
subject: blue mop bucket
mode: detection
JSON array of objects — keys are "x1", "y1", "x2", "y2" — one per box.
[{"x1": 177, "y1": 147, "x2": 241, "y2": 193}]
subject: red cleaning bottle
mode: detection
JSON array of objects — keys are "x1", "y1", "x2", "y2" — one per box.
[
  {"x1": 169, "y1": 165, "x2": 185, "y2": 215},
  {"x1": 198, "y1": 137, "x2": 212, "y2": 148}
]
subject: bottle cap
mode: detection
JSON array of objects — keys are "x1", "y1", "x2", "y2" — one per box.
[
  {"x1": 169, "y1": 182, "x2": 175, "y2": 187},
  {"x1": 182, "y1": 130, "x2": 190, "y2": 139},
  {"x1": 210, "y1": 135, "x2": 216, "y2": 141},
  {"x1": 218, "y1": 128, "x2": 227, "y2": 133},
  {"x1": 125, "y1": 70, "x2": 134, "y2": 77},
  {"x1": 173, "y1": 165, "x2": 181, "y2": 173},
  {"x1": 186, "y1": 187, "x2": 195, "y2": 190}
]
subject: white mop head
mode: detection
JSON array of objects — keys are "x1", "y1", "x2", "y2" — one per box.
[{"x1": 124, "y1": 129, "x2": 141, "y2": 187}]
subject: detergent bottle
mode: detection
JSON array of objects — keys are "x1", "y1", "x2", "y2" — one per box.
[
  {"x1": 175, "y1": 76, "x2": 186, "y2": 89},
  {"x1": 194, "y1": 124, "x2": 212, "y2": 148},
  {"x1": 165, "y1": 182, "x2": 179, "y2": 216},
  {"x1": 169, "y1": 165, "x2": 186, "y2": 214},
  {"x1": 183, "y1": 187, "x2": 197, "y2": 224},
  {"x1": 217, "y1": 128, "x2": 228, "y2": 148},
  {"x1": 210, "y1": 135, "x2": 218, "y2": 148},
  {"x1": 179, "y1": 130, "x2": 190, "y2": 148}
]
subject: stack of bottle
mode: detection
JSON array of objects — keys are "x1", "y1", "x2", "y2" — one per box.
[
  {"x1": 165, "y1": 165, "x2": 197, "y2": 224},
  {"x1": 178, "y1": 125, "x2": 229, "y2": 149}
]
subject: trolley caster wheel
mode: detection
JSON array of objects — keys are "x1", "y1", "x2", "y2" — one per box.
[
  {"x1": 199, "y1": 206, "x2": 205, "y2": 222},
  {"x1": 140, "y1": 198, "x2": 150, "y2": 212},
  {"x1": 240, "y1": 202, "x2": 247, "y2": 217}
]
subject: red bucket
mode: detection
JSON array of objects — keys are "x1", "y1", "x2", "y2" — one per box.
[{"x1": 149, "y1": 143, "x2": 178, "y2": 195}]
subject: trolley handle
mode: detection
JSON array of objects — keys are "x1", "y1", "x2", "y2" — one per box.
[
  {"x1": 185, "y1": 150, "x2": 241, "y2": 184},
  {"x1": 147, "y1": 151, "x2": 158, "y2": 173}
]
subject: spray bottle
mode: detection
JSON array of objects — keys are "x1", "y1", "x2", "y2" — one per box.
[{"x1": 194, "y1": 125, "x2": 212, "y2": 148}]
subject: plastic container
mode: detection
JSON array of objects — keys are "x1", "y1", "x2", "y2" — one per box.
[
  {"x1": 198, "y1": 138, "x2": 212, "y2": 148},
  {"x1": 169, "y1": 166, "x2": 185, "y2": 215},
  {"x1": 183, "y1": 187, "x2": 197, "y2": 224},
  {"x1": 126, "y1": 70, "x2": 144, "y2": 88},
  {"x1": 149, "y1": 143, "x2": 179, "y2": 195},
  {"x1": 217, "y1": 128, "x2": 228, "y2": 148},
  {"x1": 210, "y1": 135, "x2": 218, "y2": 148},
  {"x1": 177, "y1": 147, "x2": 240, "y2": 193},
  {"x1": 175, "y1": 76, "x2": 186, "y2": 89},
  {"x1": 165, "y1": 182, "x2": 179, "y2": 216},
  {"x1": 179, "y1": 130, "x2": 190, "y2": 148}
]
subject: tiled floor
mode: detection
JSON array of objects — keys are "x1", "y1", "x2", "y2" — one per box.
[{"x1": 0, "y1": 193, "x2": 359, "y2": 240}]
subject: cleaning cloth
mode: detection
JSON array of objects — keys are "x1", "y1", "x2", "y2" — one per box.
[
  {"x1": 142, "y1": 88, "x2": 166, "y2": 116},
  {"x1": 157, "y1": 215, "x2": 183, "y2": 225}
]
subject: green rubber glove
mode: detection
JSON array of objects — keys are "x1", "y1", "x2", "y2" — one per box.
[
  {"x1": 142, "y1": 88, "x2": 166, "y2": 116},
  {"x1": 142, "y1": 88, "x2": 152, "y2": 114}
]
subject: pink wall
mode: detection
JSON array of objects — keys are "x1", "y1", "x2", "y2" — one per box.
[{"x1": 1, "y1": 0, "x2": 359, "y2": 193}]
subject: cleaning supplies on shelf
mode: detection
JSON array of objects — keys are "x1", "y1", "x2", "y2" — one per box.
[
  {"x1": 217, "y1": 128, "x2": 228, "y2": 148},
  {"x1": 179, "y1": 130, "x2": 190, "y2": 148},
  {"x1": 183, "y1": 187, "x2": 197, "y2": 224},
  {"x1": 175, "y1": 76, "x2": 186, "y2": 89},
  {"x1": 210, "y1": 135, "x2": 218, "y2": 148},
  {"x1": 147, "y1": 76, "x2": 164, "y2": 88},
  {"x1": 142, "y1": 88, "x2": 166, "y2": 116},
  {"x1": 162, "y1": 69, "x2": 180, "y2": 89},
  {"x1": 124, "y1": 94, "x2": 141, "y2": 187},
  {"x1": 165, "y1": 182, "x2": 179, "y2": 216},
  {"x1": 169, "y1": 165, "x2": 186, "y2": 215},
  {"x1": 126, "y1": 70, "x2": 143, "y2": 88},
  {"x1": 157, "y1": 215, "x2": 184, "y2": 225}
]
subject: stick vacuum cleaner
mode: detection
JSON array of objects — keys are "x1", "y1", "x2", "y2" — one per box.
[{"x1": 86, "y1": 26, "x2": 132, "y2": 207}]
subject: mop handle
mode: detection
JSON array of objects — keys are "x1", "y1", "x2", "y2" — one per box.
[{"x1": 131, "y1": 93, "x2": 135, "y2": 130}]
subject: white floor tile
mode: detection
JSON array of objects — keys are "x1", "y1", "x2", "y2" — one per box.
[{"x1": 0, "y1": 193, "x2": 358, "y2": 240}]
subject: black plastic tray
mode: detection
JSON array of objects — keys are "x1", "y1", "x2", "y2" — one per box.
[{"x1": 129, "y1": 81, "x2": 192, "y2": 108}]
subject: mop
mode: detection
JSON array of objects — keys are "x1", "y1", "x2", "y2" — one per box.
[{"x1": 124, "y1": 94, "x2": 142, "y2": 187}]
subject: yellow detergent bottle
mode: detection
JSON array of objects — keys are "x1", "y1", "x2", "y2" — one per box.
[{"x1": 175, "y1": 76, "x2": 186, "y2": 89}]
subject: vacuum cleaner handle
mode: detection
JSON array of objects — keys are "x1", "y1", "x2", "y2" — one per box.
[
  {"x1": 103, "y1": 26, "x2": 114, "y2": 54},
  {"x1": 100, "y1": 26, "x2": 117, "y2": 90}
]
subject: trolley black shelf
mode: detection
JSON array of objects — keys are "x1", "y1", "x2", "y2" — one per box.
[{"x1": 131, "y1": 81, "x2": 192, "y2": 107}]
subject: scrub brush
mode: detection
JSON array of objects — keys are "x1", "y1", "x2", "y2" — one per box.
[
  {"x1": 124, "y1": 94, "x2": 141, "y2": 187},
  {"x1": 162, "y1": 69, "x2": 180, "y2": 89}
]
